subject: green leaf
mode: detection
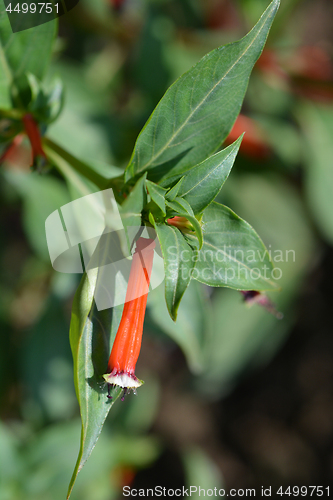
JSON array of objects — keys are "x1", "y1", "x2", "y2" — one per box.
[
  {"x1": 42, "y1": 78, "x2": 64, "y2": 123},
  {"x1": 177, "y1": 136, "x2": 243, "y2": 214},
  {"x1": 196, "y1": 174, "x2": 316, "y2": 397},
  {"x1": 152, "y1": 219, "x2": 195, "y2": 321},
  {"x1": 166, "y1": 197, "x2": 203, "y2": 249},
  {"x1": 166, "y1": 176, "x2": 185, "y2": 201},
  {"x1": 30, "y1": 75, "x2": 64, "y2": 124},
  {"x1": 189, "y1": 202, "x2": 278, "y2": 291},
  {"x1": 125, "y1": 0, "x2": 279, "y2": 182},
  {"x1": 0, "y1": 3, "x2": 57, "y2": 109},
  {"x1": 120, "y1": 174, "x2": 147, "y2": 230},
  {"x1": 10, "y1": 72, "x2": 64, "y2": 125},
  {"x1": 148, "y1": 280, "x2": 208, "y2": 373},
  {"x1": 11, "y1": 72, "x2": 41, "y2": 110},
  {"x1": 67, "y1": 270, "x2": 123, "y2": 499},
  {"x1": 145, "y1": 179, "x2": 167, "y2": 215}
]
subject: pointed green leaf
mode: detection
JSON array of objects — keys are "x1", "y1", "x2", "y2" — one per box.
[
  {"x1": 166, "y1": 176, "x2": 185, "y2": 201},
  {"x1": 120, "y1": 173, "x2": 147, "y2": 230},
  {"x1": 178, "y1": 136, "x2": 243, "y2": 214},
  {"x1": 146, "y1": 179, "x2": 167, "y2": 215},
  {"x1": 152, "y1": 218, "x2": 195, "y2": 321},
  {"x1": 0, "y1": 3, "x2": 57, "y2": 109},
  {"x1": 166, "y1": 197, "x2": 203, "y2": 249},
  {"x1": 125, "y1": 0, "x2": 279, "y2": 182},
  {"x1": 189, "y1": 202, "x2": 278, "y2": 291},
  {"x1": 67, "y1": 270, "x2": 123, "y2": 499}
]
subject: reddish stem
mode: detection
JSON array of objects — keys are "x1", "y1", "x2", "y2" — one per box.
[{"x1": 22, "y1": 114, "x2": 46, "y2": 160}]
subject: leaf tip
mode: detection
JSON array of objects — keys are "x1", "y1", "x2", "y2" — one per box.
[
  {"x1": 268, "y1": 0, "x2": 280, "y2": 17},
  {"x1": 166, "y1": 295, "x2": 180, "y2": 322},
  {"x1": 171, "y1": 311, "x2": 178, "y2": 322},
  {"x1": 167, "y1": 303, "x2": 178, "y2": 322},
  {"x1": 233, "y1": 132, "x2": 245, "y2": 151}
]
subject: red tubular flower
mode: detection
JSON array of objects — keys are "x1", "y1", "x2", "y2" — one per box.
[
  {"x1": 22, "y1": 114, "x2": 46, "y2": 166},
  {"x1": 103, "y1": 237, "x2": 155, "y2": 400},
  {"x1": 167, "y1": 216, "x2": 194, "y2": 232}
]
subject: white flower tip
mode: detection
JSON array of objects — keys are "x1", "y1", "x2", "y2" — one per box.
[{"x1": 103, "y1": 371, "x2": 144, "y2": 389}]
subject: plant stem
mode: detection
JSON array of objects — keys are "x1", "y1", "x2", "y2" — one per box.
[
  {"x1": 43, "y1": 145, "x2": 98, "y2": 197},
  {"x1": 43, "y1": 137, "x2": 109, "y2": 190},
  {"x1": 0, "y1": 109, "x2": 24, "y2": 120}
]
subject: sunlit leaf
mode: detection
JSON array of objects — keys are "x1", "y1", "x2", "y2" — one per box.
[
  {"x1": 189, "y1": 202, "x2": 278, "y2": 291},
  {"x1": 120, "y1": 174, "x2": 147, "y2": 230},
  {"x1": 152, "y1": 219, "x2": 195, "y2": 321},
  {"x1": 177, "y1": 136, "x2": 242, "y2": 214},
  {"x1": 146, "y1": 179, "x2": 167, "y2": 215},
  {"x1": 125, "y1": 0, "x2": 279, "y2": 182},
  {"x1": 166, "y1": 177, "x2": 185, "y2": 201},
  {"x1": 67, "y1": 270, "x2": 123, "y2": 499}
]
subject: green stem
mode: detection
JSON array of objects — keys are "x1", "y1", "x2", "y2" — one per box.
[
  {"x1": 0, "y1": 108, "x2": 24, "y2": 120},
  {"x1": 43, "y1": 144, "x2": 99, "y2": 198},
  {"x1": 43, "y1": 137, "x2": 109, "y2": 190}
]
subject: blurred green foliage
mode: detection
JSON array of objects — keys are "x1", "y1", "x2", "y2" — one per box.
[{"x1": 1, "y1": 0, "x2": 333, "y2": 497}]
